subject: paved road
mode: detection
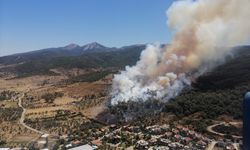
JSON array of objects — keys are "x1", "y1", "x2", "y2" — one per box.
[{"x1": 18, "y1": 93, "x2": 44, "y2": 134}]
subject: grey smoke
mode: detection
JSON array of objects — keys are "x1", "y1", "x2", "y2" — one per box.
[{"x1": 111, "y1": 0, "x2": 250, "y2": 105}]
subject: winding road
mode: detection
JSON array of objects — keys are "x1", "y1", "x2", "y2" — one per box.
[
  {"x1": 17, "y1": 93, "x2": 44, "y2": 134},
  {"x1": 205, "y1": 141, "x2": 217, "y2": 150},
  {"x1": 206, "y1": 122, "x2": 242, "y2": 139},
  {"x1": 207, "y1": 122, "x2": 225, "y2": 136},
  {"x1": 206, "y1": 121, "x2": 241, "y2": 150}
]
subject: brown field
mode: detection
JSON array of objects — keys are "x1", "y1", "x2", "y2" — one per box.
[{"x1": 0, "y1": 68, "x2": 112, "y2": 147}]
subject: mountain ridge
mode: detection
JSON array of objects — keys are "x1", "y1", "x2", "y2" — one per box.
[
  {"x1": 1, "y1": 44, "x2": 249, "y2": 79},
  {"x1": 0, "y1": 43, "x2": 147, "y2": 77},
  {"x1": 0, "y1": 42, "x2": 146, "y2": 65}
]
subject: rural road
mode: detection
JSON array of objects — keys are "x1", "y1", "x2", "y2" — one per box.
[
  {"x1": 207, "y1": 122, "x2": 225, "y2": 136},
  {"x1": 206, "y1": 122, "x2": 242, "y2": 139},
  {"x1": 18, "y1": 93, "x2": 44, "y2": 135},
  {"x1": 205, "y1": 141, "x2": 217, "y2": 150}
]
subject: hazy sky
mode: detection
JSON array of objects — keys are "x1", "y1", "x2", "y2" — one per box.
[{"x1": 0, "y1": 0, "x2": 174, "y2": 56}]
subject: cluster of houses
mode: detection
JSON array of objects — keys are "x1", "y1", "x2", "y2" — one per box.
[
  {"x1": 54, "y1": 123, "x2": 212, "y2": 149},
  {"x1": 85, "y1": 124, "x2": 212, "y2": 150},
  {"x1": 215, "y1": 139, "x2": 240, "y2": 150},
  {"x1": 1, "y1": 123, "x2": 241, "y2": 150}
]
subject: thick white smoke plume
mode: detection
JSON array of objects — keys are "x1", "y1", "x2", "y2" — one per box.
[{"x1": 111, "y1": 0, "x2": 250, "y2": 105}]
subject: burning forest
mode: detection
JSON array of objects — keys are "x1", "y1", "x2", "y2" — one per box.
[
  {"x1": 111, "y1": 0, "x2": 250, "y2": 105},
  {"x1": 1, "y1": 0, "x2": 250, "y2": 149}
]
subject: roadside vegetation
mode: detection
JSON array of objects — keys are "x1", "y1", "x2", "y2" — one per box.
[
  {"x1": 41, "y1": 92, "x2": 64, "y2": 103},
  {"x1": 0, "y1": 91, "x2": 17, "y2": 101},
  {"x1": 65, "y1": 70, "x2": 114, "y2": 84}
]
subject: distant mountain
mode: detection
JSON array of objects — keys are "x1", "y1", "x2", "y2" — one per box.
[
  {"x1": 0, "y1": 42, "x2": 119, "y2": 65},
  {"x1": 63, "y1": 43, "x2": 81, "y2": 50},
  {"x1": 82, "y1": 42, "x2": 108, "y2": 51},
  {"x1": 0, "y1": 43, "x2": 146, "y2": 77}
]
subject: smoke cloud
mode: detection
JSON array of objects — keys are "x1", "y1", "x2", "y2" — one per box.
[{"x1": 111, "y1": 0, "x2": 250, "y2": 105}]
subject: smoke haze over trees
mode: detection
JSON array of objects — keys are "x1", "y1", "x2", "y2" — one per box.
[{"x1": 111, "y1": 0, "x2": 250, "y2": 105}]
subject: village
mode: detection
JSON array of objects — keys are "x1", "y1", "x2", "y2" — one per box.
[
  {"x1": 55, "y1": 123, "x2": 239, "y2": 150},
  {"x1": 0, "y1": 81, "x2": 242, "y2": 150}
]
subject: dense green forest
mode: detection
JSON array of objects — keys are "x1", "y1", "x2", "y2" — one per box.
[{"x1": 165, "y1": 46, "x2": 250, "y2": 119}]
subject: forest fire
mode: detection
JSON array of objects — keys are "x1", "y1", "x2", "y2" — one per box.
[{"x1": 111, "y1": 0, "x2": 250, "y2": 105}]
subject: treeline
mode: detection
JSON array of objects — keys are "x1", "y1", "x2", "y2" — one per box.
[
  {"x1": 163, "y1": 48, "x2": 250, "y2": 120},
  {"x1": 0, "y1": 107, "x2": 22, "y2": 122},
  {"x1": 65, "y1": 70, "x2": 113, "y2": 83},
  {"x1": 163, "y1": 87, "x2": 245, "y2": 119},
  {"x1": 76, "y1": 93, "x2": 106, "y2": 110},
  {"x1": 0, "y1": 91, "x2": 17, "y2": 101},
  {"x1": 0, "y1": 140, "x2": 6, "y2": 146},
  {"x1": 41, "y1": 92, "x2": 64, "y2": 103}
]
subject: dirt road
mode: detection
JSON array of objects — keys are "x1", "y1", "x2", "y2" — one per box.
[
  {"x1": 206, "y1": 141, "x2": 217, "y2": 150},
  {"x1": 206, "y1": 122, "x2": 242, "y2": 139},
  {"x1": 207, "y1": 122, "x2": 225, "y2": 136},
  {"x1": 18, "y1": 93, "x2": 44, "y2": 134}
]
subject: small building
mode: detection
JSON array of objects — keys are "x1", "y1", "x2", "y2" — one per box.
[
  {"x1": 174, "y1": 134, "x2": 181, "y2": 141},
  {"x1": 164, "y1": 132, "x2": 173, "y2": 138},
  {"x1": 72, "y1": 140, "x2": 82, "y2": 146},
  {"x1": 136, "y1": 140, "x2": 149, "y2": 149},
  {"x1": 183, "y1": 137, "x2": 192, "y2": 144},
  {"x1": 37, "y1": 140, "x2": 47, "y2": 149},
  {"x1": 153, "y1": 146, "x2": 170, "y2": 150},
  {"x1": 41, "y1": 134, "x2": 49, "y2": 138},
  {"x1": 65, "y1": 144, "x2": 73, "y2": 149},
  {"x1": 91, "y1": 139, "x2": 102, "y2": 147},
  {"x1": 158, "y1": 138, "x2": 171, "y2": 146},
  {"x1": 149, "y1": 137, "x2": 158, "y2": 145},
  {"x1": 68, "y1": 144, "x2": 94, "y2": 150}
]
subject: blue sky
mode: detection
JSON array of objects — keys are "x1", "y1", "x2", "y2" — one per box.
[{"x1": 0, "y1": 0, "x2": 174, "y2": 56}]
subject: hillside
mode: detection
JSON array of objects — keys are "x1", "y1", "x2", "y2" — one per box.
[
  {"x1": 0, "y1": 44, "x2": 146, "y2": 77},
  {"x1": 0, "y1": 44, "x2": 249, "y2": 148},
  {"x1": 0, "y1": 42, "x2": 116, "y2": 65},
  {"x1": 109, "y1": 46, "x2": 250, "y2": 132},
  {"x1": 1, "y1": 44, "x2": 249, "y2": 123}
]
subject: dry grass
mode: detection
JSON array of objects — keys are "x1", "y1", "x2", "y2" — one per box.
[
  {"x1": 0, "y1": 101, "x2": 18, "y2": 108},
  {"x1": 0, "y1": 68, "x2": 113, "y2": 146},
  {"x1": 82, "y1": 102, "x2": 107, "y2": 119},
  {"x1": 0, "y1": 75, "x2": 66, "y2": 92},
  {"x1": 53, "y1": 96, "x2": 77, "y2": 105},
  {"x1": 26, "y1": 106, "x2": 72, "y2": 114},
  {"x1": 62, "y1": 82, "x2": 109, "y2": 98},
  {"x1": 0, "y1": 122, "x2": 39, "y2": 144}
]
